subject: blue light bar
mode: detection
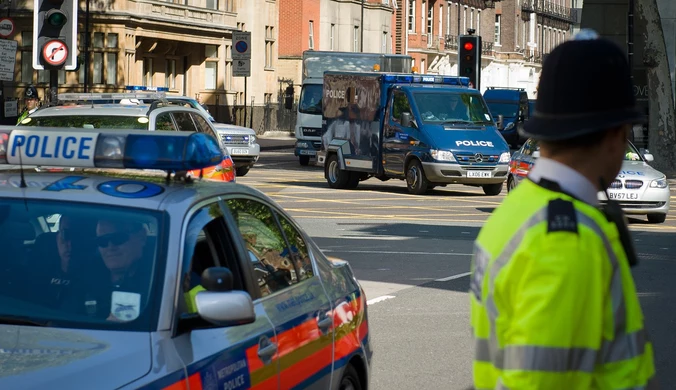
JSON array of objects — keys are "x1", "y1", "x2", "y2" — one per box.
[
  {"x1": 125, "y1": 85, "x2": 170, "y2": 92},
  {"x1": 0, "y1": 128, "x2": 224, "y2": 172},
  {"x1": 381, "y1": 74, "x2": 470, "y2": 86}
]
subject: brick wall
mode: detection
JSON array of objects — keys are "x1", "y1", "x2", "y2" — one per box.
[{"x1": 279, "y1": 0, "x2": 303, "y2": 56}]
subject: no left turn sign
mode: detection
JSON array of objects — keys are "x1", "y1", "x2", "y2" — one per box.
[{"x1": 42, "y1": 39, "x2": 68, "y2": 67}]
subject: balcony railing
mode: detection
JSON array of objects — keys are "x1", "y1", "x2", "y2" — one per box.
[
  {"x1": 521, "y1": 0, "x2": 576, "y2": 23},
  {"x1": 444, "y1": 34, "x2": 494, "y2": 55},
  {"x1": 525, "y1": 50, "x2": 548, "y2": 64}
]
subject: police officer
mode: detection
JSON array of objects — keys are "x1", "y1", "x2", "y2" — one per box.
[
  {"x1": 17, "y1": 85, "x2": 39, "y2": 125},
  {"x1": 469, "y1": 31, "x2": 657, "y2": 389}
]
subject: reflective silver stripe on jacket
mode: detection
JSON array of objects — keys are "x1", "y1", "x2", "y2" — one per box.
[{"x1": 473, "y1": 205, "x2": 647, "y2": 372}]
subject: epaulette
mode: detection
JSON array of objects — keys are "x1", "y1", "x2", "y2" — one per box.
[{"x1": 547, "y1": 198, "x2": 578, "y2": 234}]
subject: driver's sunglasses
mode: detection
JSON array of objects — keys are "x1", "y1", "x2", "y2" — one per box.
[{"x1": 96, "y1": 232, "x2": 131, "y2": 248}]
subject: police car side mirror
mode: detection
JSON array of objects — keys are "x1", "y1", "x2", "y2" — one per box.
[
  {"x1": 195, "y1": 290, "x2": 255, "y2": 327},
  {"x1": 532, "y1": 150, "x2": 540, "y2": 159},
  {"x1": 643, "y1": 153, "x2": 654, "y2": 162},
  {"x1": 401, "y1": 112, "x2": 412, "y2": 128}
]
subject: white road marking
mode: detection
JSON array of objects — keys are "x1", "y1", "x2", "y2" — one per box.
[
  {"x1": 366, "y1": 295, "x2": 396, "y2": 305},
  {"x1": 322, "y1": 249, "x2": 472, "y2": 256},
  {"x1": 435, "y1": 272, "x2": 472, "y2": 282},
  {"x1": 337, "y1": 235, "x2": 415, "y2": 241}
]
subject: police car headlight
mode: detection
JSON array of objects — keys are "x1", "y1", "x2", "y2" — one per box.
[
  {"x1": 431, "y1": 149, "x2": 455, "y2": 162},
  {"x1": 499, "y1": 152, "x2": 511, "y2": 163},
  {"x1": 650, "y1": 177, "x2": 668, "y2": 188}
]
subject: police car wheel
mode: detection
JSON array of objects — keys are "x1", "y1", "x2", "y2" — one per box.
[
  {"x1": 236, "y1": 166, "x2": 250, "y2": 176},
  {"x1": 406, "y1": 159, "x2": 429, "y2": 195},
  {"x1": 482, "y1": 183, "x2": 503, "y2": 196},
  {"x1": 507, "y1": 176, "x2": 515, "y2": 193},
  {"x1": 339, "y1": 364, "x2": 362, "y2": 390}
]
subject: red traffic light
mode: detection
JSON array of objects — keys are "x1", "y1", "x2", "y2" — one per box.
[{"x1": 463, "y1": 42, "x2": 474, "y2": 51}]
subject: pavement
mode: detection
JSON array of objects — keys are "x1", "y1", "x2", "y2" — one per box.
[{"x1": 257, "y1": 131, "x2": 295, "y2": 151}]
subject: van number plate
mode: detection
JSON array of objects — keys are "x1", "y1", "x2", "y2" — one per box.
[{"x1": 467, "y1": 170, "x2": 492, "y2": 178}]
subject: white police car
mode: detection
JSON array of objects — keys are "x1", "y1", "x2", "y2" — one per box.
[{"x1": 0, "y1": 127, "x2": 371, "y2": 389}]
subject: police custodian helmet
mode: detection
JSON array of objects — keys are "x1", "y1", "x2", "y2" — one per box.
[
  {"x1": 522, "y1": 29, "x2": 645, "y2": 141},
  {"x1": 24, "y1": 85, "x2": 38, "y2": 100}
]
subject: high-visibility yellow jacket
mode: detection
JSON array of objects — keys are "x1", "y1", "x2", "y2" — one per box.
[{"x1": 470, "y1": 178, "x2": 656, "y2": 389}]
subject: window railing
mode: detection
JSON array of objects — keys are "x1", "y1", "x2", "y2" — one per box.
[{"x1": 521, "y1": 0, "x2": 576, "y2": 23}]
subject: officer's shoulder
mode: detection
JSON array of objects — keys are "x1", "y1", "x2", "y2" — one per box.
[{"x1": 546, "y1": 198, "x2": 578, "y2": 234}]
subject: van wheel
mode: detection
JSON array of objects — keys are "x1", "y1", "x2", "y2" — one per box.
[
  {"x1": 326, "y1": 154, "x2": 349, "y2": 189},
  {"x1": 483, "y1": 183, "x2": 503, "y2": 196},
  {"x1": 339, "y1": 364, "x2": 363, "y2": 390},
  {"x1": 507, "y1": 176, "x2": 515, "y2": 193},
  {"x1": 647, "y1": 213, "x2": 666, "y2": 223},
  {"x1": 406, "y1": 159, "x2": 429, "y2": 195},
  {"x1": 299, "y1": 155, "x2": 310, "y2": 166},
  {"x1": 235, "y1": 166, "x2": 250, "y2": 177}
]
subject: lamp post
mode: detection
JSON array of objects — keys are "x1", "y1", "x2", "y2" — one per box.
[{"x1": 360, "y1": 0, "x2": 364, "y2": 52}]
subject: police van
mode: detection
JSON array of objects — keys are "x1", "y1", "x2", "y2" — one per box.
[
  {"x1": 319, "y1": 72, "x2": 511, "y2": 195},
  {"x1": 0, "y1": 127, "x2": 371, "y2": 389}
]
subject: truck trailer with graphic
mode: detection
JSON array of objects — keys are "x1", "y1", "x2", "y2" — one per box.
[
  {"x1": 319, "y1": 72, "x2": 511, "y2": 195},
  {"x1": 285, "y1": 51, "x2": 412, "y2": 166}
]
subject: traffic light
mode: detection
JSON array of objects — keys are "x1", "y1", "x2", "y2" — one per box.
[
  {"x1": 33, "y1": 0, "x2": 78, "y2": 70},
  {"x1": 458, "y1": 34, "x2": 482, "y2": 90}
]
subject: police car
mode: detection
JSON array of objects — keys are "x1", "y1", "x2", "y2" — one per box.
[
  {"x1": 0, "y1": 127, "x2": 371, "y2": 389},
  {"x1": 16, "y1": 92, "x2": 235, "y2": 182},
  {"x1": 507, "y1": 138, "x2": 670, "y2": 223}
]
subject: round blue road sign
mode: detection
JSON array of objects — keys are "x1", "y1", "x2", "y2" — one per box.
[{"x1": 235, "y1": 41, "x2": 248, "y2": 53}]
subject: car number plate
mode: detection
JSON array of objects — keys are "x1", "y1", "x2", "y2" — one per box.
[
  {"x1": 467, "y1": 170, "x2": 492, "y2": 178},
  {"x1": 608, "y1": 191, "x2": 639, "y2": 200},
  {"x1": 300, "y1": 150, "x2": 316, "y2": 155},
  {"x1": 231, "y1": 148, "x2": 249, "y2": 154}
]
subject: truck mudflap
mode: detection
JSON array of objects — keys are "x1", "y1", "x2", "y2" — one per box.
[{"x1": 327, "y1": 139, "x2": 374, "y2": 171}]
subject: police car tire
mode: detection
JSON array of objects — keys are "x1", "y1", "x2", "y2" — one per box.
[
  {"x1": 406, "y1": 159, "x2": 429, "y2": 195},
  {"x1": 483, "y1": 183, "x2": 503, "y2": 196},
  {"x1": 236, "y1": 166, "x2": 250, "y2": 176},
  {"x1": 339, "y1": 364, "x2": 363, "y2": 390},
  {"x1": 507, "y1": 176, "x2": 515, "y2": 193}
]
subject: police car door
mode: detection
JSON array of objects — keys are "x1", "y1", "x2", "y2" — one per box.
[
  {"x1": 171, "y1": 199, "x2": 280, "y2": 390},
  {"x1": 382, "y1": 90, "x2": 413, "y2": 176},
  {"x1": 224, "y1": 197, "x2": 335, "y2": 389}
]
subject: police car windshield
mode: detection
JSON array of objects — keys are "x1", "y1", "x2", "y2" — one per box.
[
  {"x1": 413, "y1": 92, "x2": 493, "y2": 125},
  {"x1": 0, "y1": 199, "x2": 164, "y2": 332},
  {"x1": 487, "y1": 103, "x2": 519, "y2": 118},
  {"x1": 21, "y1": 116, "x2": 150, "y2": 130},
  {"x1": 625, "y1": 142, "x2": 644, "y2": 161},
  {"x1": 299, "y1": 84, "x2": 323, "y2": 115}
]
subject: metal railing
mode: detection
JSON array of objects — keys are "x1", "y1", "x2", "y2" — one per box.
[{"x1": 521, "y1": 0, "x2": 576, "y2": 23}]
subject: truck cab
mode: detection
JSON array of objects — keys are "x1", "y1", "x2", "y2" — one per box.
[
  {"x1": 482, "y1": 87, "x2": 529, "y2": 148},
  {"x1": 320, "y1": 72, "x2": 511, "y2": 195}
]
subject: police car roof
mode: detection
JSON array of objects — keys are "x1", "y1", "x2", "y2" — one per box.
[
  {"x1": 0, "y1": 171, "x2": 263, "y2": 213},
  {"x1": 32, "y1": 105, "x2": 151, "y2": 117}
]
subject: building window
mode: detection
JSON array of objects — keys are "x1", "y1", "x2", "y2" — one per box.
[
  {"x1": 494, "y1": 14, "x2": 501, "y2": 45},
  {"x1": 165, "y1": 59, "x2": 176, "y2": 89},
  {"x1": 265, "y1": 26, "x2": 275, "y2": 69},
  {"x1": 420, "y1": 1, "x2": 425, "y2": 34},
  {"x1": 264, "y1": 93, "x2": 272, "y2": 104},
  {"x1": 353, "y1": 26, "x2": 359, "y2": 51},
  {"x1": 20, "y1": 32, "x2": 33, "y2": 84},
  {"x1": 225, "y1": 44, "x2": 232, "y2": 90},
  {"x1": 408, "y1": 0, "x2": 415, "y2": 32},
  {"x1": 206, "y1": 0, "x2": 217, "y2": 10},
  {"x1": 427, "y1": 4, "x2": 433, "y2": 35},
  {"x1": 76, "y1": 32, "x2": 119, "y2": 85},
  {"x1": 204, "y1": 44, "x2": 218, "y2": 90},
  {"x1": 330, "y1": 24, "x2": 335, "y2": 50},
  {"x1": 308, "y1": 21, "x2": 314, "y2": 50},
  {"x1": 382, "y1": 31, "x2": 387, "y2": 53},
  {"x1": 446, "y1": 4, "x2": 451, "y2": 35}
]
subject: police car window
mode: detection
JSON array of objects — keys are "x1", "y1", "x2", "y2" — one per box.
[
  {"x1": 275, "y1": 213, "x2": 314, "y2": 282},
  {"x1": 172, "y1": 112, "x2": 198, "y2": 132},
  {"x1": 156, "y1": 113, "x2": 178, "y2": 131},
  {"x1": 391, "y1": 91, "x2": 411, "y2": 123},
  {"x1": 20, "y1": 115, "x2": 150, "y2": 130},
  {"x1": 413, "y1": 92, "x2": 492, "y2": 125},
  {"x1": 225, "y1": 198, "x2": 302, "y2": 297},
  {"x1": 190, "y1": 112, "x2": 216, "y2": 137},
  {"x1": 0, "y1": 200, "x2": 164, "y2": 332}
]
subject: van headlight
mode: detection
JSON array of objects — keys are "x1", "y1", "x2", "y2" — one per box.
[
  {"x1": 249, "y1": 135, "x2": 256, "y2": 144},
  {"x1": 499, "y1": 152, "x2": 511, "y2": 163},
  {"x1": 650, "y1": 177, "x2": 668, "y2": 188},
  {"x1": 431, "y1": 149, "x2": 456, "y2": 162}
]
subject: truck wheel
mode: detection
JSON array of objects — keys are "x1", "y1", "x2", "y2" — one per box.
[
  {"x1": 483, "y1": 183, "x2": 503, "y2": 196},
  {"x1": 406, "y1": 159, "x2": 429, "y2": 195},
  {"x1": 235, "y1": 166, "x2": 250, "y2": 177},
  {"x1": 647, "y1": 213, "x2": 666, "y2": 223},
  {"x1": 326, "y1": 154, "x2": 349, "y2": 189},
  {"x1": 299, "y1": 155, "x2": 310, "y2": 166}
]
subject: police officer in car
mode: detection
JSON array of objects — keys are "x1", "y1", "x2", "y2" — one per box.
[
  {"x1": 469, "y1": 30, "x2": 657, "y2": 389},
  {"x1": 17, "y1": 85, "x2": 39, "y2": 125}
]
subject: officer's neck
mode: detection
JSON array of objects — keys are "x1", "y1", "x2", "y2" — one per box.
[{"x1": 540, "y1": 153, "x2": 603, "y2": 192}]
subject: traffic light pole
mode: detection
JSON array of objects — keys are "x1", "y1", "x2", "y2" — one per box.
[{"x1": 49, "y1": 70, "x2": 58, "y2": 104}]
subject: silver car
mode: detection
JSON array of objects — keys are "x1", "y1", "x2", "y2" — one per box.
[{"x1": 507, "y1": 139, "x2": 670, "y2": 223}]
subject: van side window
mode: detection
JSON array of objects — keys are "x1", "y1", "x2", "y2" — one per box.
[{"x1": 391, "y1": 91, "x2": 411, "y2": 123}]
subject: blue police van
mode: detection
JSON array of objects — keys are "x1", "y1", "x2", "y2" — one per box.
[
  {"x1": 482, "y1": 87, "x2": 530, "y2": 148},
  {"x1": 318, "y1": 72, "x2": 511, "y2": 195}
]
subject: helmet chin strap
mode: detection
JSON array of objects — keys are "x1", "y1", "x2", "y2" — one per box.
[{"x1": 599, "y1": 177, "x2": 639, "y2": 267}]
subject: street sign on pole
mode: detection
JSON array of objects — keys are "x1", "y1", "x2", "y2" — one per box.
[
  {"x1": 232, "y1": 31, "x2": 251, "y2": 60},
  {"x1": 0, "y1": 18, "x2": 15, "y2": 38},
  {"x1": 233, "y1": 59, "x2": 251, "y2": 77}
]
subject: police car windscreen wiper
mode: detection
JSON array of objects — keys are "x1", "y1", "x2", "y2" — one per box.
[
  {"x1": 0, "y1": 315, "x2": 50, "y2": 327},
  {"x1": 442, "y1": 120, "x2": 475, "y2": 125}
]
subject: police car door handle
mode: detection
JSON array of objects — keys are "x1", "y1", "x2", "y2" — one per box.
[
  {"x1": 317, "y1": 316, "x2": 333, "y2": 333},
  {"x1": 257, "y1": 342, "x2": 278, "y2": 360}
]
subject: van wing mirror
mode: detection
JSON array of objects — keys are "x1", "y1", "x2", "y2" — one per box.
[
  {"x1": 496, "y1": 114, "x2": 504, "y2": 129},
  {"x1": 401, "y1": 112, "x2": 413, "y2": 128}
]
